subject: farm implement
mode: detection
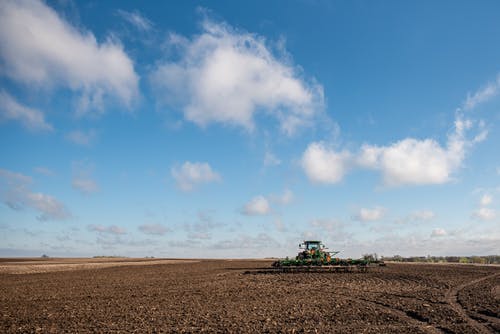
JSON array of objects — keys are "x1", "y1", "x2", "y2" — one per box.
[{"x1": 269, "y1": 240, "x2": 383, "y2": 273}]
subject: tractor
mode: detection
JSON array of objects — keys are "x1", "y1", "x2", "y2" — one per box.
[{"x1": 271, "y1": 240, "x2": 382, "y2": 272}]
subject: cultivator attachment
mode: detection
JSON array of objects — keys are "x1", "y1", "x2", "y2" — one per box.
[{"x1": 268, "y1": 240, "x2": 382, "y2": 273}]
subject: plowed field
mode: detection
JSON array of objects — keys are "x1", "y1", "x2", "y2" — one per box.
[{"x1": 1, "y1": 259, "x2": 499, "y2": 333}]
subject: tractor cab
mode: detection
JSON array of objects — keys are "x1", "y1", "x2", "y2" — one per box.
[
  {"x1": 297, "y1": 240, "x2": 327, "y2": 260},
  {"x1": 300, "y1": 240, "x2": 323, "y2": 251}
]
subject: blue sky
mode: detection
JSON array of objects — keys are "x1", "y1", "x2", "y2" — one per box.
[{"x1": 0, "y1": 0, "x2": 499, "y2": 258}]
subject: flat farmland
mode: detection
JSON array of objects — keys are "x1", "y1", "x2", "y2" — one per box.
[{"x1": 1, "y1": 259, "x2": 499, "y2": 333}]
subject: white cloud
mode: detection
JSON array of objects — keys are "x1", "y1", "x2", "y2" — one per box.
[
  {"x1": 138, "y1": 223, "x2": 169, "y2": 236},
  {"x1": 0, "y1": 0, "x2": 139, "y2": 114},
  {"x1": 301, "y1": 142, "x2": 351, "y2": 184},
  {"x1": 116, "y1": 9, "x2": 153, "y2": 31},
  {"x1": 473, "y1": 207, "x2": 496, "y2": 221},
  {"x1": 150, "y1": 19, "x2": 324, "y2": 135},
  {"x1": 352, "y1": 206, "x2": 386, "y2": 222},
  {"x1": 310, "y1": 218, "x2": 343, "y2": 231},
  {"x1": 188, "y1": 232, "x2": 211, "y2": 240},
  {"x1": 359, "y1": 139, "x2": 454, "y2": 186},
  {"x1": 410, "y1": 210, "x2": 436, "y2": 221},
  {"x1": 88, "y1": 224, "x2": 126, "y2": 235},
  {"x1": 0, "y1": 168, "x2": 71, "y2": 221},
  {"x1": 72, "y1": 160, "x2": 98, "y2": 195},
  {"x1": 0, "y1": 90, "x2": 52, "y2": 131},
  {"x1": 0, "y1": 169, "x2": 32, "y2": 187},
  {"x1": 264, "y1": 151, "x2": 281, "y2": 167},
  {"x1": 72, "y1": 178, "x2": 98, "y2": 195},
  {"x1": 463, "y1": 75, "x2": 500, "y2": 110},
  {"x1": 341, "y1": 231, "x2": 500, "y2": 257},
  {"x1": 472, "y1": 193, "x2": 496, "y2": 221},
  {"x1": 210, "y1": 233, "x2": 279, "y2": 249},
  {"x1": 241, "y1": 189, "x2": 292, "y2": 216},
  {"x1": 395, "y1": 210, "x2": 435, "y2": 224},
  {"x1": 480, "y1": 194, "x2": 493, "y2": 206},
  {"x1": 182, "y1": 210, "x2": 222, "y2": 236},
  {"x1": 431, "y1": 228, "x2": 447, "y2": 237},
  {"x1": 25, "y1": 192, "x2": 71, "y2": 221},
  {"x1": 270, "y1": 189, "x2": 294, "y2": 205},
  {"x1": 34, "y1": 166, "x2": 54, "y2": 176},
  {"x1": 303, "y1": 115, "x2": 486, "y2": 186},
  {"x1": 358, "y1": 116, "x2": 484, "y2": 186},
  {"x1": 171, "y1": 161, "x2": 221, "y2": 192},
  {"x1": 241, "y1": 195, "x2": 271, "y2": 216},
  {"x1": 66, "y1": 129, "x2": 97, "y2": 146}
]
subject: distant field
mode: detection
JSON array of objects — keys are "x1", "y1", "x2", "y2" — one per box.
[
  {"x1": 0, "y1": 257, "x2": 200, "y2": 274},
  {"x1": 1, "y1": 260, "x2": 499, "y2": 333}
]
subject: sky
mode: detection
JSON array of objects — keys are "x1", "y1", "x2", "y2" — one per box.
[{"x1": 0, "y1": 0, "x2": 499, "y2": 258}]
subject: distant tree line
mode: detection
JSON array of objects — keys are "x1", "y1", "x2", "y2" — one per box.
[{"x1": 379, "y1": 254, "x2": 500, "y2": 264}]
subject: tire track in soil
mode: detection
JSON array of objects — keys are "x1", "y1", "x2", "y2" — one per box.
[
  {"x1": 444, "y1": 272, "x2": 500, "y2": 334},
  {"x1": 337, "y1": 294, "x2": 443, "y2": 334},
  {"x1": 472, "y1": 313, "x2": 500, "y2": 329}
]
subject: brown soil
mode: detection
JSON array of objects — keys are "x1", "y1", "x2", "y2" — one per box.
[
  {"x1": 1, "y1": 260, "x2": 499, "y2": 333},
  {"x1": 0, "y1": 258, "x2": 199, "y2": 274}
]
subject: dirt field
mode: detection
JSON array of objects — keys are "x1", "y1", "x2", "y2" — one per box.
[
  {"x1": 1, "y1": 259, "x2": 499, "y2": 333},
  {"x1": 0, "y1": 258, "x2": 199, "y2": 274}
]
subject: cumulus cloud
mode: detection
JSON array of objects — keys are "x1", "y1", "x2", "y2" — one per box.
[
  {"x1": 359, "y1": 139, "x2": 453, "y2": 186},
  {"x1": 241, "y1": 195, "x2": 271, "y2": 216},
  {"x1": 358, "y1": 117, "x2": 486, "y2": 186},
  {"x1": 352, "y1": 206, "x2": 386, "y2": 222},
  {"x1": 0, "y1": 0, "x2": 139, "y2": 114},
  {"x1": 116, "y1": 9, "x2": 153, "y2": 31},
  {"x1": 66, "y1": 129, "x2": 97, "y2": 146},
  {"x1": 171, "y1": 161, "x2": 221, "y2": 192},
  {"x1": 150, "y1": 19, "x2": 324, "y2": 135},
  {"x1": 472, "y1": 193, "x2": 496, "y2": 221},
  {"x1": 431, "y1": 228, "x2": 447, "y2": 237},
  {"x1": 302, "y1": 115, "x2": 486, "y2": 186},
  {"x1": 241, "y1": 189, "x2": 293, "y2": 217},
  {"x1": 0, "y1": 168, "x2": 71, "y2": 221},
  {"x1": 88, "y1": 224, "x2": 126, "y2": 235},
  {"x1": 0, "y1": 90, "x2": 52, "y2": 131},
  {"x1": 301, "y1": 142, "x2": 351, "y2": 184},
  {"x1": 138, "y1": 223, "x2": 169, "y2": 236}
]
